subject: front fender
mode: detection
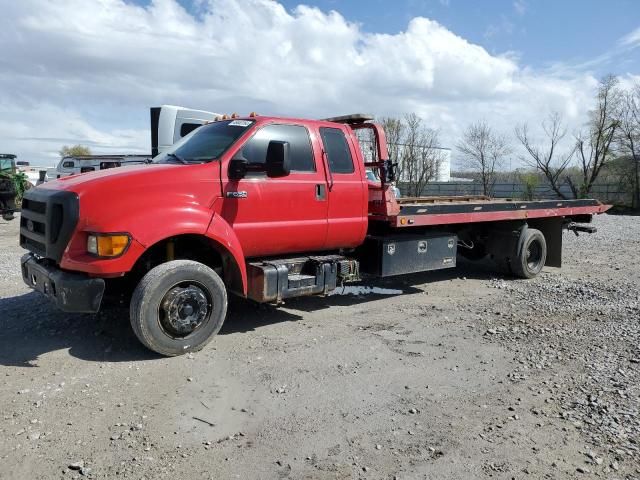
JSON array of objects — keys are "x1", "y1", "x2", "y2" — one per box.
[
  {"x1": 61, "y1": 208, "x2": 248, "y2": 296},
  {"x1": 61, "y1": 205, "x2": 213, "y2": 275},
  {"x1": 205, "y1": 213, "x2": 247, "y2": 296}
]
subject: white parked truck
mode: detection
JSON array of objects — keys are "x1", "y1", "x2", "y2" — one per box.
[{"x1": 44, "y1": 105, "x2": 221, "y2": 182}]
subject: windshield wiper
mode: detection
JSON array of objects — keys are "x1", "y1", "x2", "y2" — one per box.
[{"x1": 166, "y1": 153, "x2": 188, "y2": 164}]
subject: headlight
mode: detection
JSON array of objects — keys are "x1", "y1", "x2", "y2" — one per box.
[{"x1": 87, "y1": 233, "x2": 130, "y2": 257}]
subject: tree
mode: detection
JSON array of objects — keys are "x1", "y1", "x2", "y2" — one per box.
[
  {"x1": 381, "y1": 114, "x2": 443, "y2": 197},
  {"x1": 456, "y1": 121, "x2": 510, "y2": 196},
  {"x1": 59, "y1": 145, "x2": 92, "y2": 158},
  {"x1": 381, "y1": 117, "x2": 404, "y2": 168},
  {"x1": 615, "y1": 82, "x2": 640, "y2": 208},
  {"x1": 569, "y1": 75, "x2": 621, "y2": 198},
  {"x1": 398, "y1": 114, "x2": 443, "y2": 197},
  {"x1": 515, "y1": 112, "x2": 574, "y2": 199},
  {"x1": 518, "y1": 170, "x2": 540, "y2": 201}
]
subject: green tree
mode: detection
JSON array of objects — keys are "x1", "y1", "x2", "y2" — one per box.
[
  {"x1": 518, "y1": 171, "x2": 540, "y2": 201},
  {"x1": 59, "y1": 145, "x2": 92, "y2": 158}
]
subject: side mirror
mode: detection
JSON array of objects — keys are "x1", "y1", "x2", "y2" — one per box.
[
  {"x1": 228, "y1": 158, "x2": 248, "y2": 180},
  {"x1": 265, "y1": 140, "x2": 290, "y2": 178}
]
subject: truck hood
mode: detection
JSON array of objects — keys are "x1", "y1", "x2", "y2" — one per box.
[
  {"x1": 40, "y1": 163, "x2": 182, "y2": 191},
  {"x1": 37, "y1": 162, "x2": 221, "y2": 236}
]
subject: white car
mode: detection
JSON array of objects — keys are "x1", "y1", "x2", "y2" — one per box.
[
  {"x1": 365, "y1": 169, "x2": 401, "y2": 198},
  {"x1": 45, "y1": 155, "x2": 152, "y2": 181}
]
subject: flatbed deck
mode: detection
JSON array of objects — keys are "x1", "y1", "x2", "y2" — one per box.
[{"x1": 374, "y1": 198, "x2": 610, "y2": 227}]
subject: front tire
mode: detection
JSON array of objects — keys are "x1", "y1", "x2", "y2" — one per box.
[{"x1": 130, "y1": 260, "x2": 227, "y2": 356}]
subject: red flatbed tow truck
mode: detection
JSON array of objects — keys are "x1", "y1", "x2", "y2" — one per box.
[{"x1": 19, "y1": 113, "x2": 609, "y2": 355}]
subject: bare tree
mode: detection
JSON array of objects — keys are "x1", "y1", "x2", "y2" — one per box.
[
  {"x1": 515, "y1": 112, "x2": 575, "y2": 199},
  {"x1": 381, "y1": 117, "x2": 403, "y2": 168},
  {"x1": 569, "y1": 75, "x2": 621, "y2": 198},
  {"x1": 380, "y1": 114, "x2": 443, "y2": 197},
  {"x1": 398, "y1": 114, "x2": 442, "y2": 197},
  {"x1": 457, "y1": 121, "x2": 510, "y2": 196},
  {"x1": 615, "y1": 82, "x2": 640, "y2": 208}
]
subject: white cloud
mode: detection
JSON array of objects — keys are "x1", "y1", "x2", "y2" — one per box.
[
  {"x1": 0, "y1": 0, "x2": 623, "y2": 166},
  {"x1": 513, "y1": 0, "x2": 527, "y2": 16},
  {"x1": 620, "y1": 26, "x2": 640, "y2": 47}
]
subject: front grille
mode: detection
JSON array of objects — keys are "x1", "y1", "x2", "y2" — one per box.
[
  {"x1": 21, "y1": 236, "x2": 46, "y2": 256},
  {"x1": 20, "y1": 189, "x2": 79, "y2": 262},
  {"x1": 21, "y1": 198, "x2": 46, "y2": 214}
]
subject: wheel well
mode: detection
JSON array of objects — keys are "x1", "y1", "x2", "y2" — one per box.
[{"x1": 115, "y1": 234, "x2": 243, "y2": 298}]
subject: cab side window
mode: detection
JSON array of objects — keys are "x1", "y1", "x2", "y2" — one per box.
[
  {"x1": 62, "y1": 161, "x2": 75, "y2": 168},
  {"x1": 320, "y1": 127, "x2": 354, "y2": 174},
  {"x1": 241, "y1": 124, "x2": 315, "y2": 173}
]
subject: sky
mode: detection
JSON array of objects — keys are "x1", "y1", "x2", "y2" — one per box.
[{"x1": 0, "y1": 0, "x2": 638, "y2": 166}]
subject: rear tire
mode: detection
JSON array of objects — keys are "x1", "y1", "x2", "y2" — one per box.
[
  {"x1": 130, "y1": 260, "x2": 227, "y2": 356},
  {"x1": 511, "y1": 228, "x2": 546, "y2": 279}
]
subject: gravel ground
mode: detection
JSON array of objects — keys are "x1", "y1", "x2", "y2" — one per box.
[{"x1": 0, "y1": 213, "x2": 639, "y2": 479}]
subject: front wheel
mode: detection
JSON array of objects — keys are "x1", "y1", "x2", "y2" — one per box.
[{"x1": 130, "y1": 260, "x2": 227, "y2": 356}]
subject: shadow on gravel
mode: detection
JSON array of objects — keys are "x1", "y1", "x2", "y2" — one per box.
[
  {"x1": 0, "y1": 292, "x2": 160, "y2": 367},
  {"x1": 224, "y1": 259, "x2": 499, "y2": 319},
  {"x1": 0, "y1": 260, "x2": 502, "y2": 366}
]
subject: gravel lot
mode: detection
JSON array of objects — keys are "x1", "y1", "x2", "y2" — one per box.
[{"x1": 0, "y1": 213, "x2": 639, "y2": 479}]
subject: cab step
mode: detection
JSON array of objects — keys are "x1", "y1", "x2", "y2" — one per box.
[{"x1": 287, "y1": 274, "x2": 316, "y2": 289}]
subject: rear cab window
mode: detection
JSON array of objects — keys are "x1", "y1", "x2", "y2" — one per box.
[{"x1": 319, "y1": 127, "x2": 354, "y2": 174}]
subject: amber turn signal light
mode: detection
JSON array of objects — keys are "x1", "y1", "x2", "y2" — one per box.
[{"x1": 87, "y1": 234, "x2": 130, "y2": 257}]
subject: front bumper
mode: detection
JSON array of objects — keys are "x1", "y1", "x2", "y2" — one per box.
[{"x1": 21, "y1": 253, "x2": 105, "y2": 313}]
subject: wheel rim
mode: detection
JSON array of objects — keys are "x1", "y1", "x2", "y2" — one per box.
[
  {"x1": 158, "y1": 281, "x2": 212, "y2": 338},
  {"x1": 526, "y1": 239, "x2": 543, "y2": 270}
]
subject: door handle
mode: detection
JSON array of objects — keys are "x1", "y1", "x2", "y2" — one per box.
[{"x1": 315, "y1": 184, "x2": 326, "y2": 201}]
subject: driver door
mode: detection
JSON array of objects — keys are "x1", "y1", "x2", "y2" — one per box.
[{"x1": 220, "y1": 123, "x2": 329, "y2": 258}]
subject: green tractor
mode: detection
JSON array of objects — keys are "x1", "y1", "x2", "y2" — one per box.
[{"x1": 1, "y1": 154, "x2": 18, "y2": 221}]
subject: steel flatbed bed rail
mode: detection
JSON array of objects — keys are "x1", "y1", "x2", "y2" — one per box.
[{"x1": 372, "y1": 197, "x2": 610, "y2": 227}]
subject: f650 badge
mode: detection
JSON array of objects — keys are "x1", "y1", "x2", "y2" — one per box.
[{"x1": 226, "y1": 191, "x2": 248, "y2": 198}]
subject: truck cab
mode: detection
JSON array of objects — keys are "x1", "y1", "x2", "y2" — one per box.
[{"x1": 19, "y1": 114, "x2": 391, "y2": 353}]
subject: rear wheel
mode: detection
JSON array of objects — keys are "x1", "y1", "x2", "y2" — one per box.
[
  {"x1": 511, "y1": 228, "x2": 546, "y2": 279},
  {"x1": 130, "y1": 260, "x2": 227, "y2": 356}
]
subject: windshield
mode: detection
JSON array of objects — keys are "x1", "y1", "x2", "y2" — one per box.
[
  {"x1": 0, "y1": 158, "x2": 15, "y2": 173},
  {"x1": 154, "y1": 119, "x2": 255, "y2": 164}
]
